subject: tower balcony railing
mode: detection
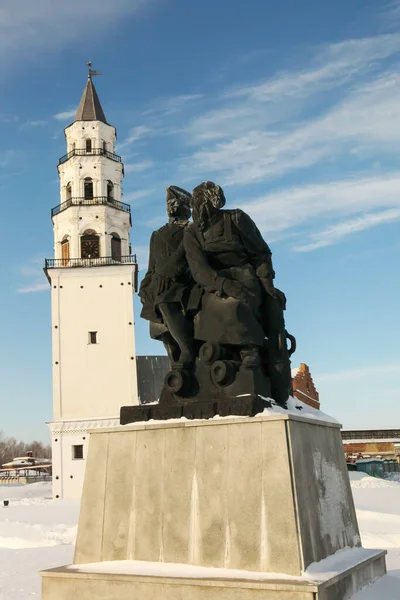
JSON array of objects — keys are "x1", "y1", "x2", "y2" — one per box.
[
  {"x1": 51, "y1": 196, "x2": 131, "y2": 218},
  {"x1": 44, "y1": 255, "x2": 138, "y2": 288},
  {"x1": 45, "y1": 255, "x2": 137, "y2": 269},
  {"x1": 58, "y1": 147, "x2": 122, "y2": 166}
]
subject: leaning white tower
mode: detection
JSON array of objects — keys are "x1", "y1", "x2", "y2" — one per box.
[{"x1": 45, "y1": 71, "x2": 139, "y2": 499}]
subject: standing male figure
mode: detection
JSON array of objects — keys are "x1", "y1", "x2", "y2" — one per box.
[{"x1": 139, "y1": 186, "x2": 195, "y2": 367}]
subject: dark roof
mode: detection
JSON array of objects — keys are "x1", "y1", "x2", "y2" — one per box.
[{"x1": 75, "y1": 76, "x2": 107, "y2": 124}]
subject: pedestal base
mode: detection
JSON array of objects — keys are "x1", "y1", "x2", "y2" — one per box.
[
  {"x1": 40, "y1": 407, "x2": 388, "y2": 599},
  {"x1": 70, "y1": 412, "x2": 364, "y2": 573},
  {"x1": 41, "y1": 548, "x2": 386, "y2": 600}
]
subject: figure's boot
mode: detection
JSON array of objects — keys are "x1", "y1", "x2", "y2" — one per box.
[
  {"x1": 240, "y1": 345, "x2": 261, "y2": 369},
  {"x1": 178, "y1": 342, "x2": 196, "y2": 367},
  {"x1": 161, "y1": 336, "x2": 181, "y2": 366},
  {"x1": 158, "y1": 302, "x2": 196, "y2": 368}
]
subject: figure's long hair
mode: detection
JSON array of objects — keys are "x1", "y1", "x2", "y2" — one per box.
[{"x1": 191, "y1": 182, "x2": 226, "y2": 230}]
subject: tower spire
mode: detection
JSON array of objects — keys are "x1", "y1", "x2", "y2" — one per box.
[{"x1": 74, "y1": 63, "x2": 107, "y2": 124}]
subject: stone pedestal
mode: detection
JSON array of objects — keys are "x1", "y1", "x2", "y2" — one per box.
[{"x1": 41, "y1": 411, "x2": 386, "y2": 599}]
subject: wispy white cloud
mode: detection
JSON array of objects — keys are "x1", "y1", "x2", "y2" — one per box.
[
  {"x1": 227, "y1": 34, "x2": 400, "y2": 102},
  {"x1": 140, "y1": 31, "x2": 400, "y2": 250},
  {"x1": 382, "y1": 1, "x2": 400, "y2": 26},
  {"x1": 0, "y1": 1, "x2": 156, "y2": 66},
  {"x1": 184, "y1": 33, "x2": 400, "y2": 146},
  {"x1": 239, "y1": 174, "x2": 400, "y2": 247},
  {"x1": 0, "y1": 149, "x2": 21, "y2": 168},
  {"x1": 295, "y1": 208, "x2": 400, "y2": 252},
  {"x1": 124, "y1": 160, "x2": 154, "y2": 173},
  {"x1": 142, "y1": 94, "x2": 203, "y2": 117},
  {"x1": 17, "y1": 257, "x2": 49, "y2": 294},
  {"x1": 188, "y1": 71, "x2": 400, "y2": 186},
  {"x1": 17, "y1": 282, "x2": 49, "y2": 294},
  {"x1": 20, "y1": 119, "x2": 48, "y2": 129},
  {"x1": 53, "y1": 108, "x2": 76, "y2": 121},
  {"x1": 29, "y1": 120, "x2": 47, "y2": 126},
  {"x1": 0, "y1": 113, "x2": 19, "y2": 123},
  {"x1": 123, "y1": 189, "x2": 155, "y2": 203},
  {"x1": 117, "y1": 125, "x2": 153, "y2": 150},
  {"x1": 315, "y1": 363, "x2": 400, "y2": 384}
]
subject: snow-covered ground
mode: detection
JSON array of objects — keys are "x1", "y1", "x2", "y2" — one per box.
[
  {"x1": 0, "y1": 474, "x2": 399, "y2": 599},
  {"x1": 0, "y1": 483, "x2": 78, "y2": 599}
]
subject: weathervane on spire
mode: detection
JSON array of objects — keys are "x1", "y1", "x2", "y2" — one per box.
[{"x1": 87, "y1": 61, "x2": 103, "y2": 79}]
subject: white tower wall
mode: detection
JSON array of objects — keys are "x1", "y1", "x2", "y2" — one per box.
[
  {"x1": 46, "y1": 75, "x2": 139, "y2": 499},
  {"x1": 53, "y1": 205, "x2": 131, "y2": 259}
]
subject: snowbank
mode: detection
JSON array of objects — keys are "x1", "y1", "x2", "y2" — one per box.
[
  {"x1": 0, "y1": 482, "x2": 79, "y2": 599},
  {"x1": 349, "y1": 472, "x2": 400, "y2": 489},
  {"x1": 0, "y1": 481, "x2": 52, "y2": 501}
]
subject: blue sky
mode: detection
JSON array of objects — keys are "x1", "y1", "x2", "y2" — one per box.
[{"x1": 0, "y1": 0, "x2": 400, "y2": 441}]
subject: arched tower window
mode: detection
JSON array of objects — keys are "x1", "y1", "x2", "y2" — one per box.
[
  {"x1": 84, "y1": 177, "x2": 93, "y2": 200},
  {"x1": 102, "y1": 141, "x2": 107, "y2": 152},
  {"x1": 107, "y1": 180, "x2": 114, "y2": 201},
  {"x1": 111, "y1": 233, "x2": 122, "y2": 261},
  {"x1": 66, "y1": 182, "x2": 72, "y2": 201},
  {"x1": 61, "y1": 236, "x2": 70, "y2": 266},
  {"x1": 86, "y1": 138, "x2": 92, "y2": 153},
  {"x1": 81, "y1": 229, "x2": 100, "y2": 259}
]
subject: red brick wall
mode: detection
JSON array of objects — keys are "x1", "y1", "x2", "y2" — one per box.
[{"x1": 292, "y1": 363, "x2": 320, "y2": 410}]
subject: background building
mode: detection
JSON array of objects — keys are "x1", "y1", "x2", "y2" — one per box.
[
  {"x1": 291, "y1": 363, "x2": 320, "y2": 410},
  {"x1": 342, "y1": 429, "x2": 400, "y2": 460},
  {"x1": 45, "y1": 72, "x2": 139, "y2": 499}
]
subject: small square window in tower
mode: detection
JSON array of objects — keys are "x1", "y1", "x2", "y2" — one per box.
[
  {"x1": 88, "y1": 331, "x2": 98, "y2": 344},
  {"x1": 72, "y1": 445, "x2": 84, "y2": 460}
]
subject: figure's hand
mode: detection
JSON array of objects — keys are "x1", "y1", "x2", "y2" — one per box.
[
  {"x1": 260, "y1": 278, "x2": 287, "y2": 309},
  {"x1": 275, "y1": 288, "x2": 287, "y2": 309},
  {"x1": 221, "y1": 279, "x2": 249, "y2": 301}
]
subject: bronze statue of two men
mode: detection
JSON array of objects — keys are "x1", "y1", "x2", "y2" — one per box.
[{"x1": 139, "y1": 181, "x2": 295, "y2": 414}]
